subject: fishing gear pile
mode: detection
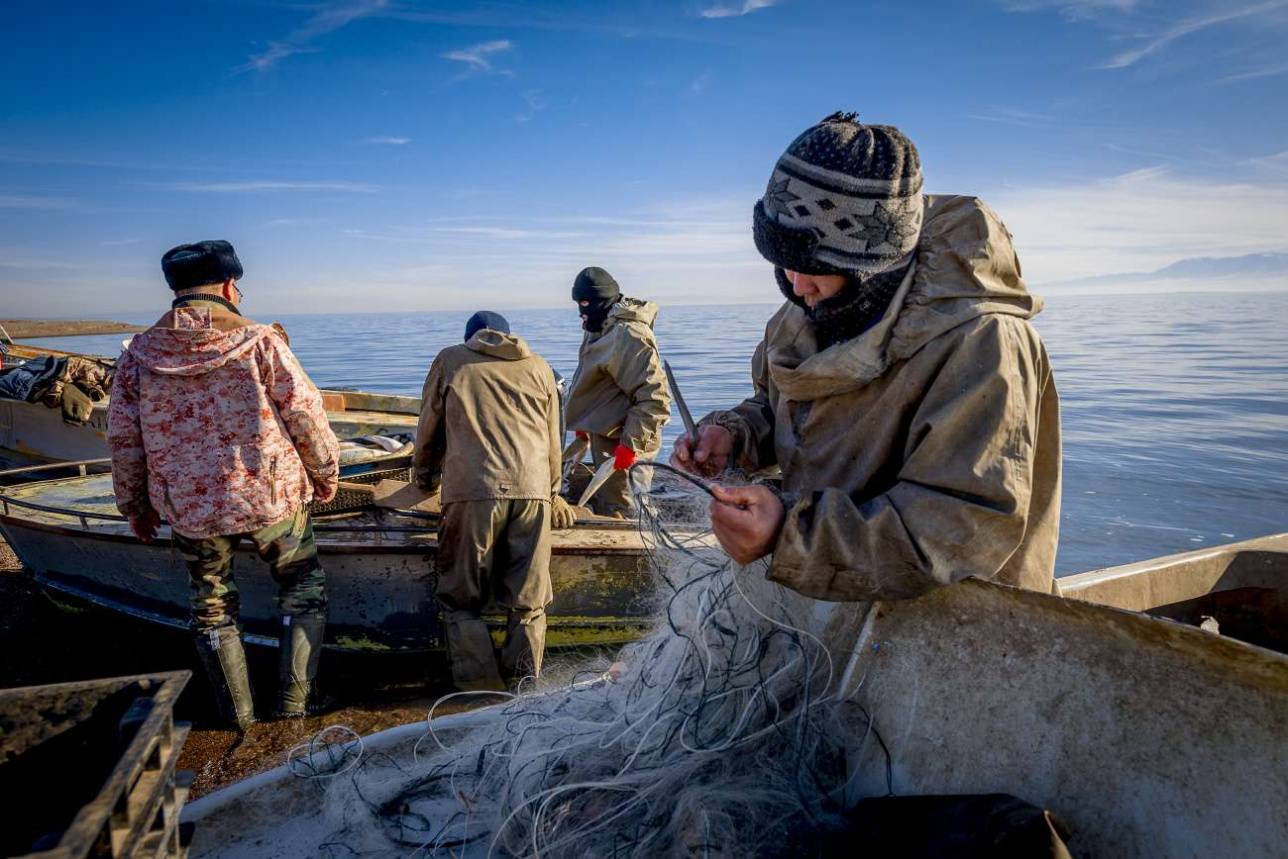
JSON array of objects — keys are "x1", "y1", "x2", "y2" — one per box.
[{"x1": 303, "y1": 463, "x2": 889, "y2": 857}]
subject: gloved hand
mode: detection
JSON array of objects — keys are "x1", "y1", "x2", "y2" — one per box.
[
  {"x1": 551, "y1": 495, "x2": 577, "y2": 529},
  {"x1": 130, "y1": 508, "x2": 161, "y2": 543},
  {"x1": 613, "y1": 444, "x2": 636, "y2": 471}
]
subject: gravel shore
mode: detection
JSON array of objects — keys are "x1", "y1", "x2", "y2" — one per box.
[{"x1": 0, "y1": 535, "x2": 482, "y2": 798}]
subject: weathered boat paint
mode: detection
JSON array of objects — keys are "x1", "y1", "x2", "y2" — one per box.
[
  {"x1": 181, "y1": 571, "x2": 1288, "y2": 859},
  {"x1": 0, "y1": 471, "x2": 664, "y2": 652}
]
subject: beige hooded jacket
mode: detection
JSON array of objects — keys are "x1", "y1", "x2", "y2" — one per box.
[
  {"x1": 704, "y1": 195, "x2": 1061, "y2": 599},
  {"x1": 564, "y1": 297, "x2": 671, "y2": 455},
  {"x1": 414, "y1": 330, "x2": 562, "y2": 505}
]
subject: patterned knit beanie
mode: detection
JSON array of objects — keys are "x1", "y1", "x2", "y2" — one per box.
[{"x1": 753, "y1": 112, "x2": 923, "y2": 279}]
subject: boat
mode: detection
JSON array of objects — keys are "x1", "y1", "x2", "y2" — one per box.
[
  {"x1": 179, "y1": 534, "x2": 1288, "y2": 858},
  {"x1": 0, "y1": 341, "x2": 421, "y2": 463},
  {"x1": 0, "y1": 462, "x2": 659, "y2": 652}
]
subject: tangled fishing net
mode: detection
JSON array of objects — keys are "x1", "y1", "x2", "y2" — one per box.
[{"x1": 301, "y1": 463, "x2": 890, "y2": 857}]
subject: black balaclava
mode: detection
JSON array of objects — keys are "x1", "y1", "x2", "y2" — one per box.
[
  {"x1": 776, "y1": 264, "x2": 909, "y2": 351},
  {"x1": 572, "y1": 266, "x2": 621, "y2": 332}
]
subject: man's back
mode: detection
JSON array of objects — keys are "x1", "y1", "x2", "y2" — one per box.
[
  {"x1": 416, "y1": 330, "x2": 561, "y2": 505},
  {"x1": 108, "y1": 304, "x2": 339, "y2": 539}
]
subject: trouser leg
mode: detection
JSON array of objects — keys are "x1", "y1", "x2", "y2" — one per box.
[
  {"x1": 588, "y1": 434, "x2": 659, "y2": 517},
  {"x1": 436, "y1": 500, "x2": 507, "y2": 692},
  {"x1": 253, "y1": 509, "x2": 327, "y2": 715},
  {"x1": 176, "y1": 529, "x2": 256, "y2": 730},
  {"x1": 494, "y1": 499, "x2": 554, "y2": 683}
]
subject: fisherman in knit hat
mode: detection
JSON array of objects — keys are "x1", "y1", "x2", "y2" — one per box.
[{"x1": 672, "y1": 112, "x2": 1062, "y2": 599}]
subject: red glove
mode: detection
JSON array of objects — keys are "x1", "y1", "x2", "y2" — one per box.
[
  {"x1": 575, "y1": 430, "x2": 590, "y2": 442},
  {"x1": 613, "y1": 444, "x2": 636, "y2": 471}
]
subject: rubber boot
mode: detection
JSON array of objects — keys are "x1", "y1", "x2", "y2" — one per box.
[
  {"x1": 276, "y1": 612, "x2": 325, "y2": 717},
  {"x1": 193, "y1": 625, "x2": 256, "y2": 731},
  {"x1": 443, "y1": 610, "x2": 506, "y2": 692}
]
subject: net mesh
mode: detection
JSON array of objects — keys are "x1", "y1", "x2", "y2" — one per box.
[{"x1": 293, "y1": 462, "x2": 890, "y2": 857}]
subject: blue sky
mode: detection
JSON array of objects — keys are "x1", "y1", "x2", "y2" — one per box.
[{"x1": 3, "y1": 0, "x2": 1287, "y2": 316}]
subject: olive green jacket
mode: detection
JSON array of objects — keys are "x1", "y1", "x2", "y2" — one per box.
[
  {"x1": 564, "y1": 297, "x2": 671, "y2": 455},
  {"x1": 704, "y1": 195, "x2": 1061, "y2": 599},
  {"x1": 414, "y1": 331, "x2": 561, "y2": 505}
]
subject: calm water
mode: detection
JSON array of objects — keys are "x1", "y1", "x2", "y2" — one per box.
[{"x1": 18, "y1": 290, "x2": 1288, "y2": 575}]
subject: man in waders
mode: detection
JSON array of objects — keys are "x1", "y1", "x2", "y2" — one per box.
[
  {"x1": 413, "y1": 311, "x2": 573, "y2": 692},
  {"x1": 563, "y1": 267, "x2": 671, "y2": 517},
  {"x1": 673, "y1": 112, "x2": 1062, "y2": 598},
  {"x1": 108, "y1": 240, "x2": 340, "y2": 729}
]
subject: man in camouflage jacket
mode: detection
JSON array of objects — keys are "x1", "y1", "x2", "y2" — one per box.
[{"x1": 108, "y1": 240, "x2": 340, "y2": 729}]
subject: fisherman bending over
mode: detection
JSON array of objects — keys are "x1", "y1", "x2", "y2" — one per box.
[
  {"x1": 108, "y1": 240, "x2": 341, "y2": 729},
  {"x1": 413, "y1": 311, "x2": 573, "y2": 692},
  {"x1": 563, "y1": 267, "x2": 671, "y2": 517},
  {"x1": 673, "y1": 112, "x2": 1062, "y2": 597}
]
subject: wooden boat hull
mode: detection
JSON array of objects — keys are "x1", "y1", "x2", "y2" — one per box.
[{"x1": 181, "y1": 568, "x2": 1288, "y2": 858}]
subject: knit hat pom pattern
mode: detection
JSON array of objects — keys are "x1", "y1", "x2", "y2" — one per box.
[{"x1": 754, "y1": 112, "x2": 924, "y2": 279}]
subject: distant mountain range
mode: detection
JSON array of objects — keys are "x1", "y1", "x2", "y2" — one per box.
[{"x1": 1043, "y1": 252, "x2": 1288, "y2": 288}]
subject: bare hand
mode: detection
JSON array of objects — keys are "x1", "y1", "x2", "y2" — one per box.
[
  {"x1": 709, "y1": 484, "x2": 784, "y2": 565},
  {"x1": 670, "y1": 425, "x2": 733, "y2": 477},
  {"x1": 130, "y1": 509, "x2": 161, "y2": 543}
]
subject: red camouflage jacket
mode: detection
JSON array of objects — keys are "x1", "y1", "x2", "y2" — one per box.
[{"x1": 107, "y1": 304, "x2": 340, "y2": 538}]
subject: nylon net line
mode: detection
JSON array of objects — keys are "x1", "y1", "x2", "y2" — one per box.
[{"x1": 293, "y1": 462, "x2": 891, "y2": 858}]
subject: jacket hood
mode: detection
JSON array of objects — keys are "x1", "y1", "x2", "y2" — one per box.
[
  {"x1": 605, "y1": 296, "x2": 659, "y2": 331},
  {"x1": 768, "y1": 195, "x2": 1039, "y2": 401},
  {"x1": 126, "y1": 306, "x2": 269, "y2": 376},
  {"x1": 466, "y1": 329, "x2": 532, "y2": 360}
]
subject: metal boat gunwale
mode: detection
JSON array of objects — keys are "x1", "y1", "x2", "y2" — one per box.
[{"x1": 0, "y1": 460, "x2": 657, "y2": 555}]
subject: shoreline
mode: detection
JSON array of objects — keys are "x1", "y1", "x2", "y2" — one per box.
[
  {"x1": 1, "y1": 319, "x2": 147, "y2": 339},
  {"x1": 0, "y1": 532, "x2": 498, "y2": 798}
]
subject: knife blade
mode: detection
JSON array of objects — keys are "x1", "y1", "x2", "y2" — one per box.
[
  {"x1": 578, "y1": 456, "x2": 619, "y2": 508},
  {"x1": 663, "y1": 360, "x2": 698, "y2": 446}
]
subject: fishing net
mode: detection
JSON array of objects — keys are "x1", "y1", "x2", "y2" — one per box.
[{"x1": 298, "y1": 463, "x2": 890, "y2": 857}]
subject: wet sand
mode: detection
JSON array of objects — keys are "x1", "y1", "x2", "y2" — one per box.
[
  {"x1": 0, "y1": 536, "x2": 484, "y2": 799},
  {"x1": 1, "y1": 319, "x2": 146, "y2": 339}
]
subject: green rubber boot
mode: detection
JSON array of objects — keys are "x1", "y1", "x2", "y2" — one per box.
[
  {"x1": 193, "y1": 625, "x2": 256, "y2": 731},
  {"x1": 276, "y1": 613, "x2": 326, "y2": 717}
]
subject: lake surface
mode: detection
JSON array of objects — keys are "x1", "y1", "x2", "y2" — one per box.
[{"x1": 16, "y1": 290, "x2": 1288, "y2": 576}]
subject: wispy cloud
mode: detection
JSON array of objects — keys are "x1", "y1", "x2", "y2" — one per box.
[
  {"x1": 241, "y1": 0, "x2": 388, "y2": 72},
  {"x1": 989, "y1": 167, "x2": 1288, "y2": 283},
  {"x1": 1217, "y1": 60, "x2": 1288, "y2": 83},
  {"x1": 363, "y1": 136, "x2": 411, "y2": 145},
  {"x1": 1002, "y1": 0, "x2": 1138, "y2": 20},
  {"x1": 162, "y1": 181, "x2": 379, "y2": 193},
  {"x1": 699, "y1": 0, "x2": 778, "y2": 18},
  {"x1": 1099, "y1": 0, "x2": 1288, "y2": 69},
  {"x1": 443, "y1": 39, "x2": 514, "y2": 73},
  {"x1": 1247, "y1": 150, "x2": 1288, "y2": 173},
  {"x1": 0, "y1": 255, "x2": 97, "y2": 272},
  {"x1": 968, "y1": 106, "x2": 1068, "y2": 129},
  {"x1": 515, "y1": 90, "x2": 546, "y2": 123},
  {"x1": 0, "y1": 194, "x2": 80, "y2": 210}
]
